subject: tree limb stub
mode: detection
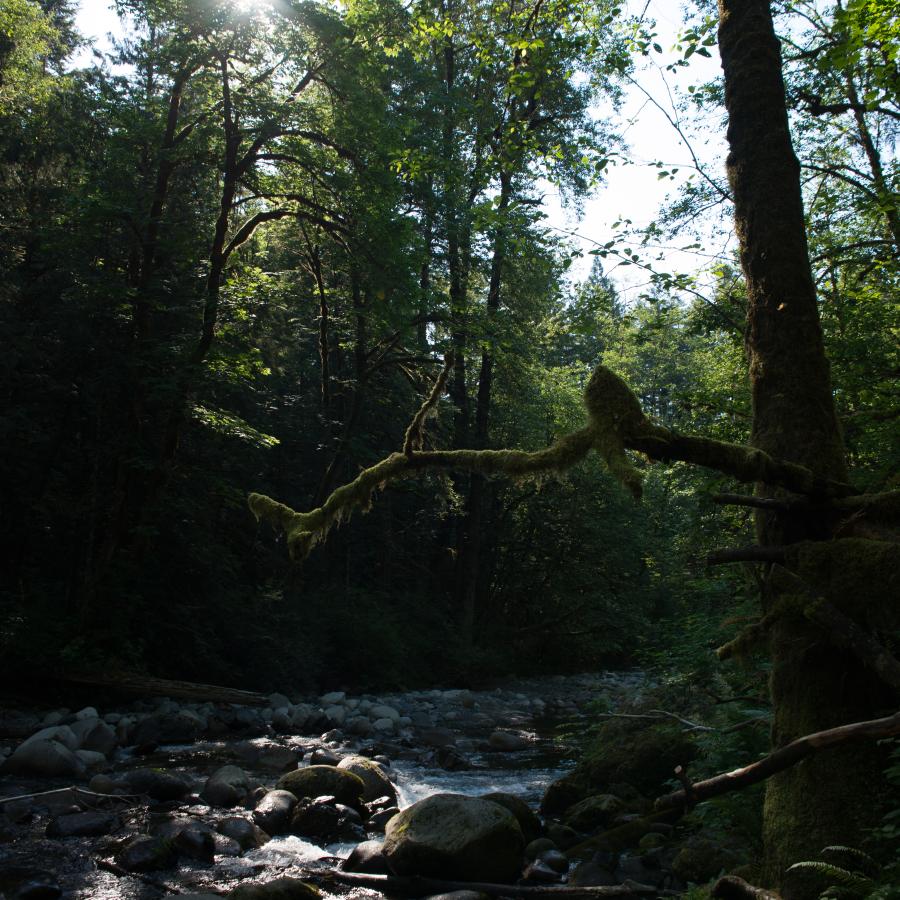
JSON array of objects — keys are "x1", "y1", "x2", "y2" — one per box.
[
  {"x1": 249, "y1": 363, "x2": 862, "y2": 562},
  {"x1": 325, "y1": 870, "x2": 671, "y2": 898},
  {"x1": 655, "y1": 709, "x2": 900, "y2": 811}
]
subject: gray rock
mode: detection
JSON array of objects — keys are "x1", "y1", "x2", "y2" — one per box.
[
  {"x1": 481, "y1": 792, "x2": 541, "y2": 843},
  {"x1": 546, "y1": 823, "x2": 580, "y2": 850},
  {"x1": 324, "y1": 706, "x2": 347, "y2": 727},
  {"x1": 309, "y1": 747, "x2": 340, "y2": 766},
  {"x1": 218, "y1": 815, "x2": 269, "y2": 849},
  {"x1": 383, "y1": 793, "x2": 525, "y2": 882},
  {"x1": 342, "y1": 839, "x2": 390, "y2": 874},
  {"x1": 70, "y1": 718, "x2": 117, "y2": 755},
  {"x1": 563, "y1": 794, "x2": 624, "y2": 833},
  {"x1": 540, "y1": 849, "x2": 570, "y2": 874},
  {"x1": 368, "y1": 806, "x2": 399, "y2": 832},
  {"x1": 569, "y1": 857, "x2": 618, "y2": 887},
  {"x1": 117, "y1": 834, "x2": 178, "y2": 872},
  {"x1": 202, "y1": 765, "x2": 252, "y2": 807},
  {"x1": 88, "y1": 774, "x2": 119, "y2": 794},
  {"x1": 372, "y1": 717, "x2": 395, "y2": 733},
  {"x1": 525, "y1": 837, "x2": 557, "y2": 859},
  {"x1": 269, "y1": 693, "x2": 292, "y2": 709},
  {"x1": 12, "y1": 880, "x2": 62, "y2": 899},
  {"x1": 487, "y1": 731, "x2": 528, "y2": 752},
  {"x1": 21, "y1": 725, "x2": 79, "y2": 751},
  {"x1": 121, "y1": 767, "x2": 191, "y2": 801},
  {"x1": 258, "y1": 745, "x2": 298, "y2": 773},
  {"x1": 290, "y1": 797, "x2": 365, "y2": 843},
  {"x1": 3, "y1": 739, "x2": 86, "y2": 778},
  {"x1": 337, "y1": 755, "x2": 398, "y2": 805},
  {"x1": 74, "y1": 706, "x2": 99, "y2": 720},
  {"x1": 276, "y1": 765, "x2": 364, "y2": 806},
  {"x1": 370, "y1": 704, "x2": 400, "y2": 721},
  {"x1": 523, "y1": 860, "x2": 562, "y2": 883},
  {"x1": 75, "y1": 749, "x2": 107, "y2": 770},
  {"x1": 131, "y1": 709, "x2": 205, "y2": 745},
  {"x1": 214, "y1": 833, "x2": 244, "y2": 857},
  {"x1": 228, "y1": 878, "x2": 321, "y2": 899},
  {"x1": 321, "y1": 691, "x2": 346, "y2": 705},
  {"x1": 46, "y1": 811, "x2": 118, "y2": 837},
  {"x1": 253, "y1": 790, "x2": 299, "y2": 835},
  {"x1": 172, "y1": 823, "x2": 216, "y2": 862},
  {"x1": 346, "y1": 716, "x2": 373, "y2": 737}
]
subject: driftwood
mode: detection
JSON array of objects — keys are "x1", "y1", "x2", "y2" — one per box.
[
  {"x1": 95, "y1": 857, "x2": 190, "y2": 895},
  {"x1": 655, "y1": 709, "x2": 900, "y2": 811},
  {"x1": 326, "y1": 870, "x2": 672, "y2": 898},
  {"x1": 63, "y1": 671, "x2": 270, "y2": 706},
  {"x1": 0, "y1": 786, "x2": 142, "y2": 808},
  {"x1": 712, "y1": 875, "x2": 781, "y2": 900}
]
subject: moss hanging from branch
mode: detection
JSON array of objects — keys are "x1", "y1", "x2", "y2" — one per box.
[{"x1": 249, "y1": 362, "x2": 873, "y2": 563}]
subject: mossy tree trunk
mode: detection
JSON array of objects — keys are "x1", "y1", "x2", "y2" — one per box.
[{"x1": 717, "y1": 0, "x2": 892, "y2": 883}]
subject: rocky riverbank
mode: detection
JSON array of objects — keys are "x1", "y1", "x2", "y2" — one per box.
[{"x1": 0, "y1": 672, "x2": 743, "y2": 899}]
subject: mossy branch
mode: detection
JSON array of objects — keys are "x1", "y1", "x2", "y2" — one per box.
[
  {"x1": 403, "y1": 351, "x2": 454, "y2": 455},
  {"x1": 249, "y1": 362, "x2": 865, "y2": 562}
]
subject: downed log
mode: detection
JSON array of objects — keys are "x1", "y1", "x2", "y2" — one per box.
[
  {"x1": 326, "y1": 870, "x2": 673, "y2": 898},
  {"x1": 0, "y1": 786, "x2": 142, "y2": 808},
  {"x1": 712, "y1": 875, "x2": 781, "y2": 900},
  {"x1": 655, "y1": 709, "x2": 900, "y2": 811},
  {"x1": 62, "y1": 671, "x2": 270, "y2": 706}
]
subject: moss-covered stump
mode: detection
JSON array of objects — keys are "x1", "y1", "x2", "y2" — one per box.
[
  {"x1": 275, "y1": 766, "x2": 364, "y2": 807},
  {"x1": 383, "y1": 793, "x2": 525, "y2": 882},
  {"x1": 542, "y1": 721, "x2": 697, "y2": 814}
]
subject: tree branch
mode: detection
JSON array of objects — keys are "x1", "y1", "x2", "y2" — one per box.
[{"x1": 655, "y1": 710, "x2": 900, "y2": 811}]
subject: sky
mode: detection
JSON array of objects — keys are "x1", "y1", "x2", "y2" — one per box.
[{"x1": 73, "y1": 0, "x2": 733, "y2": 299}]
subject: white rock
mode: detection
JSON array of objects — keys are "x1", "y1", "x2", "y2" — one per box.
[
  {"x1": 4, "y1": 739, "x2": 86, "y2": 777},
  {"x1": 75, "y1": 706, "x2": 99, "y2": 720},
  {"x1": 370, "y1": 704, "x2": 400, "y2": 722},
  {"x1": 325, "y1": 705, "x2": 347, "y2": 726}
]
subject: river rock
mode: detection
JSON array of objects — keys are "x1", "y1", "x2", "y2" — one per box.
[
  {"x1": 563, "y1": 794, "x2": 624, "y2": 832},
  {"x1": 172, "y1": 822, "x2": 217, "y2": 862},
  {"x1": 0, "y1": 710, "x2": 41, "y2": 738},
  {"x1": 371, "y1": 717, "x2": 395, "y2": 733},
  {"x1": 324, "y1": 705, "x2": 347, "y2": 727},
  {"x1": 131, "y1": 709, "x2": 205, "y2": 745},
  {"x1": 337, "y1": 755, "x2": 398, "y2": 805},
  {"x1": 117, "y1": 834, "x2": 178, "y2": 871},
  {"x1": 383, "y1": 793, "x2": 525, "y2": 882},
  {"x1": 228, "y1": 878, "x2": 321, "y2": 899},
  {"x1": 70, "y1": 718, "x2": 117, "y2": 755},
  {"x1": 21, "y1": 725, "x2": 79, "y2": 750},
  {"x1": 342, "y1": 839, "x2": 391, "y2": 874},
  {"x1": 672, "y1": 837, "x2": 741, "y2": 883},
  {"x1": 290, "y1": 796, "x2": 365, "y2": 843},
  {"x1": 368, "y1": 805, "x2": 399, "y2": 831},
  {"x1": 369, "y1": 704, "x2": 400, "y2": 722},
  {"x1": 309, "y1": 747, "x2": 340, "y2": 766},
  {"x1": 321, "y1": 691, "x2": 346, "y2": 705},
  {"x1": 3, "y1": 739, "x2": 86, "y2": 778},
  {"x1": 46, "y1": 811, "x2": 118, "y2": 838},
  {"x1": 218, "y1": 815, "x2": 269, "y2": 850},
  {"x1": 252, "y1": 789, "x2": 299, "y2": 835},
  {"x1": 482, "y1": 792, "x2": 542, "y2": 843},
  {"x1": 487, "y1": 731, "x2": 528, "y2": 752},
  {"x1": 202, "y1": 765, "x2": 252, "y2": 807},
  {"x1": 11, "y1": 880, "x2": 62, "y2": 899},
  {"x1": 269, "y1": 693, "x2": 292, "y2": 709},
  {"x1": 546, "y1": 823, "x2": 580, "y2": 850},
  {"x1": 276, "y1": 765, "x2": 364, "y2": 806},
  {"x1": 76, "y1": 749, "x2": 107, "y2": 770},
  {"x1": 525, "y1": 837, "x2": 557, "y2": 859},
  {"x1": 121, "y1": 767, "x2": 191, "y2": 800}
]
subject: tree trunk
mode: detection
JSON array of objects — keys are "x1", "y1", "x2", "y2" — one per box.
[{"x1": 717, "y1": 0, "x2": 891, "y2": 885}]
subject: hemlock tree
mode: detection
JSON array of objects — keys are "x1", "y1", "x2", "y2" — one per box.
[{"x1": 251, "y1": 0, "x2": 900, "y2": 887}]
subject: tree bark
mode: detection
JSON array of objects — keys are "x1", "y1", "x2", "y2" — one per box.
[{"x1": 716, "y1": 0, "x2": 890, "y2": 883}]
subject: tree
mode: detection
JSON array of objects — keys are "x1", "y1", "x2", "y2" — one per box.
[{"x1": 250, "y1": 0, "x2": 899, "y2": 888}]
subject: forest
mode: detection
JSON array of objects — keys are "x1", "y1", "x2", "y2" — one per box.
[{"x1": 0, "y1": 0, "x2": 898, "y2": 898}]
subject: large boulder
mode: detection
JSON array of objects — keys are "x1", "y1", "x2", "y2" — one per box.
[
  {"x1": 253, "y1": 790, "x2": 299, "y2": 835},
  {"x1": 383, "y1": 793, "x2": 525, "y2": 882},
  {"x1": 337, "y1": 756, "x2": 398, "y2": 805},
  {"x1": 563, "y1": 794, "x2": 625, "y2": 833},
  {"x1": 2, "y1": 739, "x2": 86, "y2": 778},
  {"x1": 276, "y1": 766, "x2": 364, "y2": 807},
  {"x1": 481, "y1": 792, "x2": 542, "y2": 843},
  {"x1": 202, "y1": 765, "x2": 252, "y2": 807},
  {"x1": 70, "y1": 717, "x2": 117, "y2": 756}
]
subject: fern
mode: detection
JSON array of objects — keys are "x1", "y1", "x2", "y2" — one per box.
[{"x1": 786, "y1": 860, "x2": 874, "y2": 898}]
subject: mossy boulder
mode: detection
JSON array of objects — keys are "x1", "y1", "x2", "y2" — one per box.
[
  {"x1": 563, "y1": 794, "x2": 624, "y2": 832},
  {"x1": 383, "y1": 793, "x2": 525, "y2": 882},
  {"x1": 228, "y1": 879, "x2": 320, "y2": 900},
  {"x1": 542, "y1": 721, "x2": 697, "y2": 814},
  {"x1": 481, "y1": 792, "x2": 542, "y2": 843},
  {"x1": 336, "y1": 755, "x2": 398, "y2": 805},
  {"x1": 672, "y1": 837, "x2": 742, "y2": 884},
  {"x1": 275, "y1": 765, "x2": 364, "y2": 807}
]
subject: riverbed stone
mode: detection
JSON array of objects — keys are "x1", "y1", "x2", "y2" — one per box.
[
  {"x1": 290, "y1": 796, "x2": 365, "y2": 842},
  {"x1": 228, "y1": 878, "x2": 321, "y2": 900},
  {"x1": 3, "y1": 739, "x2": 86, "y2": 778},
  {"x1": 218, "y1": 815, "x2": 269, "y2": 850},
  {"x1": 46, "y1": 811, "x2": 118, "y2": 838},
  {"x1": 21, "y1": 725, "x2": 79, "y2": 750},
  {"x1": 131, "y1": 709, "x2": 205, "y2": 745},
  {"x1": 117, "y1": 834, "x2": 178, "y2": 871},
  {"x1": 383, "y1": 793, "x2": 525, "y2": 882},
  {"x1": 482, "y1": 792, "x2": 542, "y2": 843},
  {"x1": 202, "y1": 765, "x2": 252, "y2": 807},
  {"x1": 342, "y1": 839, "x2": 390, "y2": 874},
  {"x1": 488, "y1": 731, "x2": 528, "y2": 752},
  {"x1": 309, "y1": 747, "x2": 340, "y2": 766},
  {"x1": 70, "y1": 718, "x2": 117, "y2": 755},
  {"x1": 121, "y1": 767, "x2": 191, "y2": 800},
  {"x1": 564, "y1": 794, "x2": 625, "y2": 832},
  {"x1": 337, "y1": 755, "x2": 398, "y2": 805},
  {"x1": 253, "y1": 790, "x2": 299, "y2": 835},
  {"x1": 370, "y1": 704, "x2": 400, "y2": 722},
  {"x1": 276, "y1": 765, "x2": 364, "y2": 806}
]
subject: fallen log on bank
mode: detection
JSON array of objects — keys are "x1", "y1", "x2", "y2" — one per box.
[
  {"x1": 326, "y1": 870, "x2": 675, "y2": 898},
  {"x1": 62, "y1": 671, "x2": 270, "y2": 706}
]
